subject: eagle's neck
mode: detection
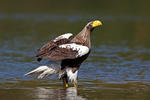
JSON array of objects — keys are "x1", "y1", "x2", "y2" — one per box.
[{"x1": 71, "y1": 27, "x2": 91, "y2": 48}]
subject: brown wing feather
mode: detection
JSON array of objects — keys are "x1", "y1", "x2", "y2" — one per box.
[
  {"x1": 38, "y1": 47, "x2": 78, "y2": 61},
  {"x1": 36, "y1": 39, "x2": 71, "y2": 61}
]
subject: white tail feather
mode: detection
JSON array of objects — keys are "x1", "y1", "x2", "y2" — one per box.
[
  {"x1": 25, "y1": 65, "x2": 56, "y2": 79},
  {"x1": 37, "y1": 68, "x2": 56, "y2": 79}
]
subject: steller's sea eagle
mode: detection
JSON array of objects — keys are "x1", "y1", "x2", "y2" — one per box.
[{"x1": 25, "y1": 20, "x2": 102, "y2": 88}]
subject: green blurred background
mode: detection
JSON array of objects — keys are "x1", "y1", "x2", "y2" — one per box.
[
  {"x1": 1, "y1": 0, "x2": 150, "y2": 47},
  {"x1": 1, "y1": 0, "x2": 149, "y2": 15}
]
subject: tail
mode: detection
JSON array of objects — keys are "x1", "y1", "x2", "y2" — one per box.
[{"x1": 25, "y1": 65, "x2": 58, "y2": 79}]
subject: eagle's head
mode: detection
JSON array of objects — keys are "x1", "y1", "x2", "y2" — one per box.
[{"x1": 86, "y1": 20, "x2": 103, "y2": 31}]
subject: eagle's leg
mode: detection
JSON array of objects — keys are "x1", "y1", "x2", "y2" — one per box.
[
  {"x1": 73, "y1": 79, "x2": 77, "y2": 88},
  {"x1": 63, "y1": 78, "x2": 69, "y2": 88}
]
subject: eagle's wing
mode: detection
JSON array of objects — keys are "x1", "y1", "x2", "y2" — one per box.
[
  {"x1": 36, "y1": 33, "x2": 73, "y2": 61},
  {"x1": 37, "y1": 43, "x2": 90, "y2": 61}
]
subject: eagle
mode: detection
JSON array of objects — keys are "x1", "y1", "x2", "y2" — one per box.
[{"x1": 25, "y1": 20, "x2": 102, "y2": 88}]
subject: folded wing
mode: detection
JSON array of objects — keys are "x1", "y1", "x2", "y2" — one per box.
[
  {"x1": 36, "y1": 33, "x2": 73, "y2": 61},
  {"x1": 36, "y1": 42, "x2": 89, "y2": 61}
]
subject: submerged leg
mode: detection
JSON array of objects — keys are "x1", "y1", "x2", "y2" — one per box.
[
  {"x1": 63, "y1": 78, "x2": 69, "y2": 88},
  {"x1": 73, "y1": 80, "x2": 77, "y2": 88}
]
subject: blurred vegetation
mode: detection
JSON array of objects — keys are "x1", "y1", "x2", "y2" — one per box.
[
  {"x1": 0, "y1": 0, "x2": 150, "y2": 47},
  {"x1": 0, "y1": 0, "x2": 149, "y2": 15}
]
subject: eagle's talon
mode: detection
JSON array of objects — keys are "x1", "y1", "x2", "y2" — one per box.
[
  {"x1": 64, "y1": 79, "x2": 69, "y2": 88},
  {"x1": 73, "y1": 80, "x2": 77, "y2": 88},
  {"x1": 65, "y1": 83, "x2": 69, "y2": 88}
]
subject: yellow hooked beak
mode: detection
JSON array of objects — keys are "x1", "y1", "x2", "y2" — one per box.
[{"x1": 92, "y1": 20, "x2": 102, "y2": 27}]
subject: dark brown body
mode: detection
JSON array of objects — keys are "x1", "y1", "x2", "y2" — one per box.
[{"x1": 59, "y1": 51, "x2": 90, "y2": 78}]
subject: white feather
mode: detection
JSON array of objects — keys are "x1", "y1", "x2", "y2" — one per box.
[
  {"x1": 59, "y1": 43, "x2": 89, "y2": 57},
  {"x1": 66, "y1": 69, "x2": 78, "y2": 82},
  {"x1": 25, "y1": 65, "x2": 56, "y2": 79},
  {"x1": 53, "y1": 33, "x2": 73, "y2": 42},
  {"x1": 37, "y1": 68, "x2": 56, "y2": 79}
]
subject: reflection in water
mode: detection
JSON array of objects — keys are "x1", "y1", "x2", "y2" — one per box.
[
  {"x1": 34, "y1": 87, "x2": 86, "y2": 100},
  {"x1": 66, "y1": 87, "x2": 86, "y2": 100},
  {"x1": 34, "y1": 87, "x2": 54, "y2": 100}
]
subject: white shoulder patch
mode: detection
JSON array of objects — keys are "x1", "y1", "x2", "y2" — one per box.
[
  {"x1": 53, "y1": 33, "x2": 73, "y2": 42},
  {"x1": 59, "y1": 43, "x2": 89, "y2": 57}
]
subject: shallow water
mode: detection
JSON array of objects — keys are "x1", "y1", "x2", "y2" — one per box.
[{"x1": 1, "y1": 1, "x2": 150, "y2": 100}]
